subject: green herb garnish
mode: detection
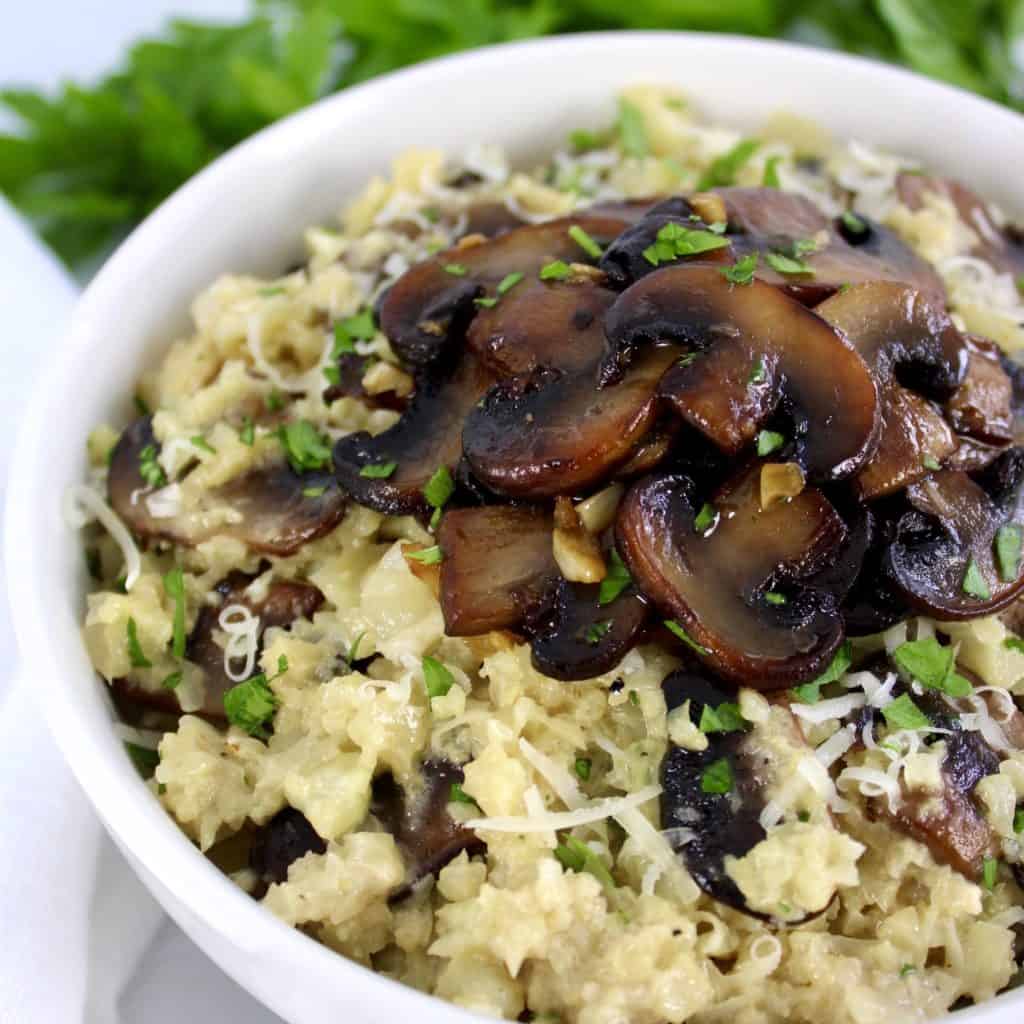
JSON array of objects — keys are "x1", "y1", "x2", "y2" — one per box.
[
  {"x1": 764, "y1": 591, "x2": 787, "y2": 606},
  {"x1": 359, "y1": 461, "x2": 397, "y2": 479},
  {"x1": 190, "y1": 435, "x2": 216, "y2": 455},
  {"x1": 574, "y1": 757, "x2": 591, "y2": 781},
  {"x1": 765, "y1": 251, "x2": 814, "y2": 276},
  {"x1": 701, "y1": 757, "x2": 734, "y2": 794},
  {"x1": 762, "y1": 155, "x2": 782, "y2": 188},
  {"x1": 278, "y1": 420, "x2": 332, "y2": 472},
  {"x1": 474, "y1": 296, "x2": 498, "y2": 308},
  {"x1": 995, "y1": 523, "x2": 1022, "y2": 582},
  {"x1": 720, "y1": 251, "x2": 758, "y2": 285},
  {"x1": 585, "y1": 620, "x2": 612, "y2": 645},
  {"x1": 1013, "y1": 808, "x2": 1024, "y2": 833},
  {"x1": 540, "y1": 260, "x2": 572, "y2": 281},
  {"x1": 962, "y1": 557, "x2": 992, "y2": 600},
  {"x1": 842, "y1": 210, "x2": 868, "y2": 234},
  {"x1": 642, "y1": 221, "x2": 730, "y2": 267},
  {"x1": 126, "y1": 617, "x2": 151, "y2": 669},
  {"x1": 125, "y1": 742, "x2": 159, "y2": 779},
  {"x1": 697, "y1": 138, "x2": 759, "y2": 190},
  {"x1": 791, "y1": 640, "x2": 852, "y2": 704},
  {"x1": 138, "y1": 444, "x2": 166, "y2": 488},
  {"x1": 162, "y1": 567, "x2": 187, "y2": 659},
  {"x1": 982, "y1": 856, "x2": 999, "y2": 890},
  {"x1": 444, "y1": 263, "x2": 468, "y2": 276},
  {"x1": 616, "y1": 98, "x2": 648, "y2": 158},
  {"x1": 881, "y1": 693, "x2": 931, "y2": 731},
  {"x1": 407, "y1": 545, "x2": 443, "y2": 565},
  {"x1": 922, "y1": 455, "x2": 941, "y2": 470},
  {"x1": 162, "y1": 670, "x2": 183, "y2": 691},
  {"x1": 749, "y1": 356, "x2": 767, "y2": 384},
  {"x1": 449, "y1": 782, "x2": 477, "y2": 806},
  {"x1": 892, "y1": 636, "x2": 972, "y2": 697},
  {"x1": 423, "y1": 655, "x2": 455, "y2": 699},
  {"x1": 265, "y1": 388, "x2": 285, "y2": 412},
  {"x1": 598, "y1": 549, "x2": 632, "y2": 606},
  {"x1": 664, "y1": 620, "x2": 709, "y2": 655},
  {"x1": 1005, "y1": 636, "x2": 1024, "y2": 654},
  {"x1": 239, "y1": 417, "x2": 255, "y2": 446},
  {"x1": 756, "y1": 429, "x2": 785, "y2": 456},
  {"x1": 899, "y1": 965, "x2": 917, "y2": 978},
  {"x1": 302, "y1": 485, "x2": 327, "y2": 498},
  {"x1": 555, "y1": 836, "x2": 616, "y2": 889},
  {"x1": 568, "y1": 224, "x2": 603, "y2": 259},
  {"x1": 694, "y1": 502, "x2": 717, "y2": 533},
  {"x1": 332, "y1": 308, "x2": 375, "y2": 357},
  {"x1": 223, "y1": 655, "x2": 287, "y2": 739},
  {"x1": 497, "y1": 271, "x2": 524, "y2": 294},
  {"x1": 698, "y1": 702, "x2": 747, "y2": 734}
]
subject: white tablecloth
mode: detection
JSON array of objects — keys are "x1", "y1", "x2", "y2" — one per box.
[{"x1": 0, "y1": 4, "x2": 282, "y2": 1017}]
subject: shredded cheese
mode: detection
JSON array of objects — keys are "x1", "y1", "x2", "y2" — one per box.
[
  {"x1": 63, "y1": 484, "x2": 142, "y2": 592},
  {"x1": 145, "y1": 482, "x2": 182, "y2": 519},
  {"x1": 791, "y1": 693, "x2": 866, "y2": 724}
]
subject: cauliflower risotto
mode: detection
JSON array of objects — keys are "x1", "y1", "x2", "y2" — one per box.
[{"x1": 70, "y1": 87, "x2": 1024, "y2": 1023}]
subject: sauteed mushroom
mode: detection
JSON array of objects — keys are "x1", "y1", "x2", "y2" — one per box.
[{"x1": 250, "y1": 807, "x2": 327, "y2": 885}]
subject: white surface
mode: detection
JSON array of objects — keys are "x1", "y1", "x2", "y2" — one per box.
[{"x1": 5, "y1": 29, "x2": 1024, "y2": 1024}]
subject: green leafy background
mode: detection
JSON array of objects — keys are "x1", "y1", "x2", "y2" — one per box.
[{"x1": 2, "y1": 0, "x2": 1022, "y2": 271}]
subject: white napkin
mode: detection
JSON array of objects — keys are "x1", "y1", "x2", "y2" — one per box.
[{"x1": 0, "y1": 197, "x2": 281, "y2": 1023}]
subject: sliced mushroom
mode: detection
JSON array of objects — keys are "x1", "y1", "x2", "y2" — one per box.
[
  {"x1": 250, "y1": 807, "x2": 327, "y2": 885},
  {"x1": 528, "y1": 579, "x2": 649, "y2": 681},
  {"x1": 839, "y1": 501, "x2": 910, "y2": 636},
  {"x1": 371, "y1": 759, "x2": 485, "y2": 901},
  {"x1": 459, "y1": 202, "x2": 526, "y2": 239},
  {"x1": 463, "y1": 347, "x2": 679, "y2": 499},
  {"x1": 606, "y1": 266, "x2": 879, "y2": 482},
  {"x1": 323, "y1": 353, "x2": 408, "y2": 411},
  {"x1": 719, "y1": 187, "x2": 945, "y2": 303},
  {"x1": 379, "y1": 213, "x2": 637, "y2": 366},
  {"x1": 438, "y1": 505, "x2": 557, "y2": 636},
  {"x1": 108, "y1": 418, "x2": 347, "y2": 556},
  {"x1": 332, "y1": 353, "x2": 496, "y2": 515},
  {"x1": 816, "y1": 281, "x2": 970, "y2": 497},
  {"x1": 887, "y1": 449, "x2": 1024, "y2": 619},
  {"x1": 617, "y1": 465, "x2": 848, "y2": 686},
  {"x1": 896, "y1": 173, "x2": 1024, "y2": 279},
  {"x1": 947, "y1": 337, "x2": 1015, "y2": 446},
  {"x1": 466, "y1": 280, "x2": 613, "y2": 377}
]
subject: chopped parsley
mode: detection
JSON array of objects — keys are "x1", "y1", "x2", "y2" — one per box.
[
  {"x1": 797, "y1": 810, "x2": 810, "y2": 823},
  {"x1": 899, "y1": 964, "x2": 917, "y2": 978},
  {"x1": 332, "y1": 308, "x2": 376, "y2": 357},
  {"x1": 126, "y1": 617, "x2": 151, "y2": 669},
  {"x1": 125, "y1": 742, "x2": 160, "y2": 779},
  {"x1": 239, "y1": 417, "x2": 255, "y2": 446},
  {"x1": 359, "y1": 461, "x2": 397, "y2": 479},
  {"x1": 265, "y1": 388, "x2": 285, "y2": 412},
  {"x1": 574, "y1": 757, "x2": 592, "y2": 781},
  {"x1": 765, "y1": 250, "x2": 814, "y2": 276},
  {"x1": 444, "y1": 263, "x2": 468, "y2": 276},
  {"x1": 791, "y1": 640, "x2": 852, "y2": 704},
  {"x1": 497, "y1": 271, "x2": 524, "y2": 295},
  {"x1": 642, "y1": 222, "x2": 729, "y2": 266},
  {"x1": 259, "y1": 286, "x2": 286, "y2": 297},
  {"x1": 162, "y1": 567, "x2": 187, "y2": 659},
  {"x1": 449, "y1": 782, "x2": 477, "y2": 806},
  {"x1": 555, "y1": 836, "x2": 616, "y2": 890},
  {"x1": 1013, "y1": 808, "x2": 1024, "y2": 833},
  {"x1": 922, "y1": 455, "x2": 941, "y2": 470},
  {"x1": 190, "y1": 434, "x2": 216, "y2": 455},
  {"x1": 790, "y1": 238, "x2": 819, "y2": 257},
  {"x1": 697, "y1": 138, "x2": 760, "y2": 190},
  {"x1": 598, "y1": 549, "x2": 632, "y2": 606},
  {"x1": 346, "y1": 632, "x2": 366, "y2": 667},
  {"x1": 616, "y1": 98, "x2": 648, "y2": 158},
  {"x1": 568, "y1": 224, "x2": 603, "y2": 259},
  {"x1": 585, "y1": 620, "x2": 612, "y2": 645},
  {"x1": 701, "y1": 757, "x2": 734, "y2": 794},
  {"x1": 540, "y1": 260, "x2": 572, "y2": 281},
  {"x1": 762, "y1": 155, "x2": 782, "y2": 188},
  {"x1": 962, "y1": 557, "x2": 991, "y2": 600},
  {"x1": 474, "y1": 296, "x2": 499, "y2": 308},
  {"x1": 422, "y1": 655, "x2": 455, "y2": 699},
  {"x1": 677, "y1": 352, "x2": 699, "y2": 369},
  {"x1": 892, "y1": 636, "x2": 972, "y2": 697},
  {"x1": 629, "y1": 689, "x2": 640, "y2": 706},
  {"x1": 223, "y1": 655, "x2": 287, "y2": 738},
  {"x1": 881, "y1": 693, "x2": 931, "y2": 731},
  {"x1": 1005, "y1": 636, "x2": 1024, "y2": 654},
  {"x1": 161, "y1": 670, "x2": 183, "y2": 691},
  {"x1": 698, "y1": 702, "x2": 747, "y2": 734},
  {"x1": 756, "y1": 429, "x2": 785, "y2": 456},
  {"x1": 302, "y1": 485, "x2": 327, "y2": 498},
  {"x1": 424, "y1": 464, "x2": 454, "y2": 509},
  {"x1": 842, "y1": 210, "x2": 868, "y2": 235},
  {"x1": 407, "y1": 545, "x2": 443, "y2": 565},
  {"x1": 982, "y1": 856, "x2": 999, "y2": 890},
  {"x1": 278, "y1": 420, "x2": 332, "y2": 472},
  {"x1": 720, "y1": 251, "x2": 758, "y2": 285},
  {"x1": 749, "y1": 356, "x2": 767, "y2": 384},
  {"x1": 664, "y1": 620, "x2": 709, "y2": 655},
  {"x1": 138, "y1": 444, "x2": 166, "y2": 488},
  {"x1": 568, "y1": 128, "x2": 608, "y2": 153},
  {"x1": 995, "y1": 523, "x2": 1022, "y2": 582},
  {"x1": 694, "y1": 502, "x2": 717, "y2": 533},
  {"x1": 765, "y1": 591, "x2": 787, "y2": 606}
]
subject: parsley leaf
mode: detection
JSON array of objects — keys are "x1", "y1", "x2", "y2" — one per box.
[
  {"x1": 701, "y1": 757, "x2": 734, "y2": 794},
  {"x1": 892, "y1": 636, "x2": 972, "y2": 697},
  {"x1": 749, "y1": 356, "x2": 767, "y2": 384},
  {"x1": 125, "y1": 742, "x2": 160, "y2": 779},
  {"x1": 642, "y1": 222, "x2": 730, "y2": 267},
  {"x1": 422, "y1": 655, "x2": 455, "y2": 699},
  {"x1": 698, "y1": 702, "x2": 747, "y2": 734},
  {"x1": 448, "y1": 782, "x2": 477, "y2": 806},
  {"x1": 407, "y1": 545, "x2": 443, "y2": 565},
  {"x1": 791, "y1": 640, "x2": 852, "y2": 704},
  {"x1": 962, "y1": 557, "x2": 991, "y2": 600},
  {"x1": 126, "y1": 617, "x2": 151, "y2": 669},
  {"x1": 762, "y1": 155, "x2": 782, "y2": 188},
  {"x1": 223, "y1": 655, "x2": 287, "y2": 739},
  {"x1": 138, "y1": 444, "x2": 166, "y2": 488},
  {"x1": 359, "y1": 461, "x2": 396, "y2": 479},
  {"x1": 664, "y1": 620, "x2": 709, "y2": 655},
  {"x1": 1005, "y1": 636, "x2": 1024, "y2": 654},
  {"x1": 882, "y1": 693, "x2": 931, "y2": 731},
  {"x1": 278, "y1": 420, "x2": 331, "y2": 472},
  {"x1": 616, "y1": 98, "x2": 648, "y2": 158},
  {"x1": 1013, "y1": 808, "x2": 1024, "y2": 833},
  {"x1": 574, "y1": 757, "x2": 591, "y2": 781},
  {"x1": 982, "y1": 856, "x2": 999, "y2": 891},
  {"x1": 555, "y1": 836, "x2": 616, "y2": 890},
  {"x1": 190, "y1": 434, "x2": 216, "y2": 455},
  {"x1": 585, "y1": 620, "x2": 612, "y2": 645},
  {"x1": 162, "y1": 566, "x2": 187, "y2": 659},
  {"x1": 995, "y1": 523, "x2": 1022, "y2": 582},
  {"x1": 765, "y1": 251, "x2": 814, "y2": 276},
  {"x1": 444, "y1": 263, "x2": 468, "y2": 276},
  {"x1": 697, "y1": 138, "x2": 760, "y2": 190},
  {"x1": 423, "y1": 465, "x2": 455, "y2": 511},
  {"x1": 598, "y1": 549, "x2": 632, "y2": 606},
  {"x1": 540, "y1": 260, "x2": 572, "y2": 281},
  {"x1": 756, "y1": 429, "x2": 785, "y2": 456},
  {"x1": 720, "y1": 251, "x2": 758, "y2": 285},
  {"x1": 841, "y1": 210, "x2": 868, "y2": 235},
  {"x1": 332, "y1": 308, "x2": 376, "y2": 357},
  {"x1": 568, "y1": 224, "x2": 603, "y2": 259},
  {"x1": 497, "y1": 271, "x2": 524, "y2": 294},
  {"x1": 694, "y1": 502, "x2": 717, "y2": 533}
]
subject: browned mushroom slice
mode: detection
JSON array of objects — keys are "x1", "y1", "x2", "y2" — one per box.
[
  {"x1": 466, "y1": 280, "x2": 613, "y2": 377},
  {"x1": 112, "y1": 570, "x2": 323, "y2": 719},
  {"x1": 108, "y1": 418, "x2": 347, "y2": 556},
  {"x1": 606, "y1": 266, "x2": 879, "y2": 482},
  {"x1": 617, "y1": 465, "x2": 847, "y2": 687},
  {"x1": 372, "y1": 760, "x2": 485, "y2": 901},
  {"x1": 853, "y1": 383, "x2": 957, "y2": 500},
  {"x1": 816, "y1": 281, "x2": 970, "y2": 495},
  {"x1": 250, "y1": 807, "x2": 327, "y2": 885},
  {"x1": 332, "y1": 353, "x2": 496, "y2": 515},
  {"x1": 839, "y1": 503, "x2": 911, "y2": 636},
  {"x1": 322, "y1": 353, "x2": 408, "y2": 412},
  {"x1": 614, "y1": 419, "x2": 680, "y2": 479},
  {"x1": 896, "y1": 173, "x2": 1024, "y2": 279},
  {"x1": 887, "y1": 449, "x2": 1024, "y2": 619},
  {"x1": 947, "y1": 337, "x2": 1015, "y2": 445},
  {"x1": 528, "y1": 579, "x2": 649, "y2": 681},
  {"x1": 459, "y1": 202, "x2": 526, "y2": 238},
  {"x1": 718, "y1": 187, "x2": 945, "y2": 303},
  {"x1": 379, "y1": 213, "x2": 636, "y2": 366},
  {"x1": 463, "y1": 347, "x2": 679, "y2": 499},
  {"x1": 438, "y1": 505, "x2": 557, "y2": 636}
]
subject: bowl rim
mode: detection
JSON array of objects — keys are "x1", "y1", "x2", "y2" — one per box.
[{"x1": 6, "y1": 28, "x2": 1023, "y2": 1024}]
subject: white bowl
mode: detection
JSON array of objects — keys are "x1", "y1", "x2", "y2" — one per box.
[{"x1": 7, "y1": 30, "x2": 1024, "y2": 1024}]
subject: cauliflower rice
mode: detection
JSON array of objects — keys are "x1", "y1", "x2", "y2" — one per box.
[{"x1": 72, "y1": 87, "x2": 1024, "y2": 1023}]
